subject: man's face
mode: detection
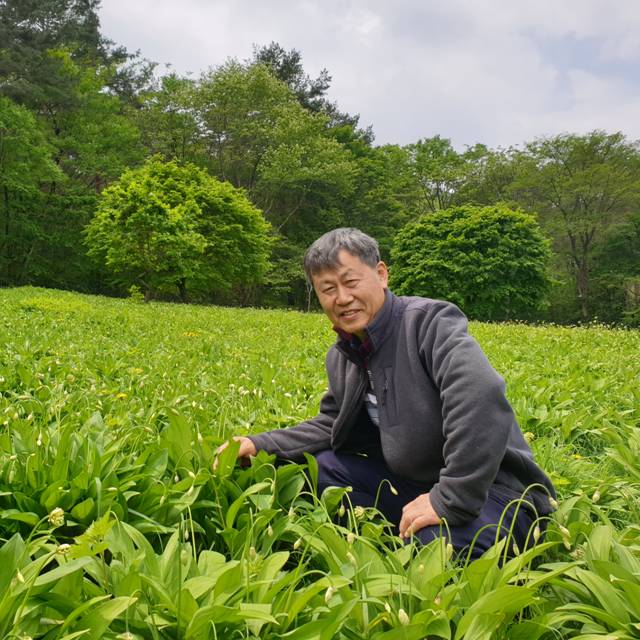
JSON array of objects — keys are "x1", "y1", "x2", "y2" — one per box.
[{"x1": 312, "y1": 250, "x2": 389, "y2": 338}]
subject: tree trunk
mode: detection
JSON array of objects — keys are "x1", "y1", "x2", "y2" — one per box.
[
  {"x1": 178, "y1": 277, "x2": 188, "y2": 303},
  {"x1": 2, "y1": 186, "x2": 9, "y2": 284},
  {"x1": 576, "y1": 258, "x2": 590, "y2": 321}
]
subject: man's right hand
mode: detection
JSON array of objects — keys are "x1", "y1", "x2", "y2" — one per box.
[{"x1": 213, "y1": 436, "x2": 257, "y2": 471}]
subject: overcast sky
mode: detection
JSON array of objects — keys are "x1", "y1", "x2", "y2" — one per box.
[{"x1": 98, "y1": 1, "x2": 640, "y2": 149}]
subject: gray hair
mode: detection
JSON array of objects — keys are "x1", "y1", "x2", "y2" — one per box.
[{"x1": 303, "y1": 228, "x2": 380, "y2": 281}]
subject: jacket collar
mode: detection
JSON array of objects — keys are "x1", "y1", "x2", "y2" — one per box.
[{"x1": 334, "y1": 288, "x2": 396, "y2": 356}]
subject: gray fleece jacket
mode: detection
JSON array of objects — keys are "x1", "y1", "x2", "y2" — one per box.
[{"x1": 250, "y1": 290, "x2": 555, "y2": 525}]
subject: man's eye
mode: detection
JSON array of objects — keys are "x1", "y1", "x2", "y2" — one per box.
[
  {"x1": 346, "y1": 280, "x2": 358, "y2": 287},
  {"x1": 323, "y1": 287, "x2": 335, "y2": 294}
]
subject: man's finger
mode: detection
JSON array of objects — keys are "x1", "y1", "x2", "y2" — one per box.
[{"x1": 401, "y1": 514, "x2": 429, "y2": 539}]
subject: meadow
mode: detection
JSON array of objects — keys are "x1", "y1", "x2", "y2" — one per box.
[{"x1": 0, "y1": 286, "x2": 639, "y2": 639}]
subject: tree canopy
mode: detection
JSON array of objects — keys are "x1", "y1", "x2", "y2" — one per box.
[
  {"x1": 85, "y1": 157, "x2": 271, "y2": 301},
  {"x1": 1, "y1": 0, "x2": 638, "y2": 323},
  {"x1": 390, "y1": 204, "x2": 551, "y2": 320}
]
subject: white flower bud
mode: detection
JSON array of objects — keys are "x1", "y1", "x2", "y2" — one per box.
[
  {"x1": 398, "y1": 609, "x2": 410, "y2": 625},
  {"x1": 533, "y1": 525, "x2": 541, "y2": 542},
  {"x1": 48, "y1": 507, "x2": 65, "y2": 527},
  {"x1": 293, "y1": 538, "x2": 302, "y2": 550},
  {"x1": 592, "y1": 489, "x2": 601, "y2": 503},
  {"x1": 346, "y1": 551, "x2": 357, "y2": 566},
  {"x1": 346, "y1": 532, "x2": 355, "y2": 545},
  {"x1": 324, "y1": 586, "x2": 336, "y2": 604},
  {"x1": 57, "y1": 543, "x2": 71, "y2": 555}
]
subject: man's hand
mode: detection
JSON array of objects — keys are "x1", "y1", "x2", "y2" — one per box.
[
  {"x1": 213, "y1": 436, "x2": 257, "y2": 471},
  {"x1": 399, "y1": 492, "x2": 442, "y2": 539}
]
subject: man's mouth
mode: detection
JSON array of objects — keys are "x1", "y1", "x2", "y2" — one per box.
[{"x1": 341, "y1": 310, "x2": 360, "y2": 317}]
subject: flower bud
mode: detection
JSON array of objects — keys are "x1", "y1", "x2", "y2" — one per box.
[
  {"x1": 324, "y1": 586, "x2": 336, "y2": 604},
  {"x1": 533, "y1": 525, "x2": 541, "y2": 543},
  {"x1": 48, "y1": 507, "x2": 65, "y2": 527},
  {"x1": 398, "y1": 609, "x2": 410, "y2": 625}
]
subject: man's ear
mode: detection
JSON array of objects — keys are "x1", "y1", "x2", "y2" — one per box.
[{"x1": 377, "y1": 261, "x2": 389, "y2": 287}]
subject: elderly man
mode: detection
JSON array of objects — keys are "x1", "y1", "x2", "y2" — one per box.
[{"x1": 223, "y1": 228, "x2": 555, "y2": 557}]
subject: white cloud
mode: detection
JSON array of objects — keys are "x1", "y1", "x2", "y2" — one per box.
[{"x1": 98, "y1": 0, "x2": 640, "y2": 147}]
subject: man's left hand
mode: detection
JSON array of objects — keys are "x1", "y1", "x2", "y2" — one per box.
[{"x1": 399, "y1": 492, "x2": 442, "y2": 539}]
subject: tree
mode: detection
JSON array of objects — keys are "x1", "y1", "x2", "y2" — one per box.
[
  {"x1": 0, "y1": 96, "x2": 62, "y2": 284},
  {"x1": 251, "y1": 42, "x2": 370, "y2": 138},
  {"x1": 390, "y1": 204, "x2": 551, "y2": 321},
  {"x1": 510, "y1": 131, "x2": 640, "y2": 320},
  {"x1": 404, "y1": 137, "x2": 493, "y2": 215},
  {"x1": 136, "y1": 74, "x2": 201, "y2": 164},
  {"x1": 84, "y1": 157, "x2": 272, "y2": 301}
]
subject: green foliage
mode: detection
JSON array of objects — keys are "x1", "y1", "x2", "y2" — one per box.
[
  {"x1": 390, "y1": 204, "x2": 551, "y2": 320},
  {"x1": 84, "y1": 157, "x2": 272, "y2": 300},
  {"x1": 0, "y1": 96, "x2": 63, "y2": 285},
  {"x1": 0, "y1": 287, "x2": 638, "y2": 638},
  {"x1": 509, "y1": 131, "x2": 640, "y2": 321}
]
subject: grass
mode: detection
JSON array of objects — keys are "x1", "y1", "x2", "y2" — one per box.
[{"x1": 0, "y1": 286, "x2": 639, "y2": 639}]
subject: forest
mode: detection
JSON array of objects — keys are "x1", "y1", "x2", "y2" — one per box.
[{"x1": 1, "y1": 0, "x2": 639, "y2": 324}]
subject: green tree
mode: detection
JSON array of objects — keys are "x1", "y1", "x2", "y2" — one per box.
[
  {"x1": 136, "y1": 73, "x2": 201, "y2": 164},
  {"x1": 405, "y1": 137, "x2": 492, "y2": 214},
  {"x1": 590, "y1": 212, "x2": 640, "y2": 324},
  {"x1": 510, "y1": 131, "x2": 640, "y2": 320},
  {"x1": 85, "y1": 157, "x2": 271, "y2": 301},
  {"x1": 190, "y1": 60, "x2": 362, "y2": 306},
  {"x1": 390, "y1": 204, "x2": 551, "y2": 320},
  {"x1": 0, "y1": 96, "x2": 62, "y2": 284},
  {"x1": 251, "y1": 42, "x2": 370, "y2": 138}
]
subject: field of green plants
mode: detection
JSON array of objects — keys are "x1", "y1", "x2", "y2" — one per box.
[{"x1": 1, "y1": 286, "x2": 639, "y2": 640}]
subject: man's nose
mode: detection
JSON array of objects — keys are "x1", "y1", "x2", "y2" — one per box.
[{"x1": 335, "y1": 285, "x2": 353, "y2": 305}]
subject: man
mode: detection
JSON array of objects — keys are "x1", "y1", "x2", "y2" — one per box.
[{"x1": 220, "y1": 228, "x2": 555, "y2": 557}]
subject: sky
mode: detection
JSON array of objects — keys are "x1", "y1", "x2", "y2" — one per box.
[{"x1": 98, "y1": 0, "x2": 640, "y2": 150}]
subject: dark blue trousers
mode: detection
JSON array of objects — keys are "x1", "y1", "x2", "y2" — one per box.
[{"x1": 316, "y1": 450, "x2": 542, "y2": 560}]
